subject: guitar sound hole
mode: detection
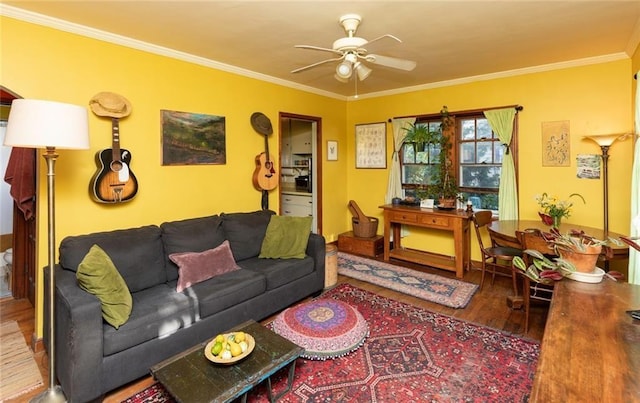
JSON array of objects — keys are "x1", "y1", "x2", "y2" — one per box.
[{"x1": 110, "y1": 161, "x2": 123, "y2": 172}]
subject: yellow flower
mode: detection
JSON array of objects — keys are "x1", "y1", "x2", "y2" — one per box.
[{"x1": 535, "y1": 193, "x2": 585, "y2": 219}]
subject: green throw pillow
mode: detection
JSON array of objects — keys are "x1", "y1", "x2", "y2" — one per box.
[
  {"x1": 259, "y1": 215, "x2": 312, "y2": 259},
  {"x1": 76, "y1": 244, "x2": 133, "y2": 329}
]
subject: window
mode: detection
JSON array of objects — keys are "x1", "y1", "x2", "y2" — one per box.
[
  {"x1": 400, "y1": 109, "x2": 518, "y2": 211},
  {"x1": 458, "y1": 115, "x2": 502, "y2": 210},
  {"x1": 401, "y1": 119, "x2": 442, "y2": 194}
]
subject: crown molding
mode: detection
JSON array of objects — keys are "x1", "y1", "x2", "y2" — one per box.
[
  {"x1": 0, "y1": 5, "x2": 347, "y2": 101},
  {"x1": 350, "y1": 53, "x2": 629, "y2": 101},
  {"x1": 2, "y1": 5, "x2": 629, "y2": 103}
]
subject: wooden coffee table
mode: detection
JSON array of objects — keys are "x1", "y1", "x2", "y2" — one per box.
[{"x1": 150, "y1": 320, "x2": 303, "y2": 402}]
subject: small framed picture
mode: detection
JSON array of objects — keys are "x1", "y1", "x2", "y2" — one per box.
[
  {"x1": 420, "y1": 199, "x2": 435, "y2": 208},
  {"x1": 327, "y1": 140, "x2": 338, "y2": 161}
]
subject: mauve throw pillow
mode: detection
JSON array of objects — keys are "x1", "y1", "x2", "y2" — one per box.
[{"x1": 169, "y1": 240, "x2": 240, "y2": 292}]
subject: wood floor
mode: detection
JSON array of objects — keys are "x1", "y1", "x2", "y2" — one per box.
[{"x1": 0, "y1": 256, "x2": 547, "y2": 402}]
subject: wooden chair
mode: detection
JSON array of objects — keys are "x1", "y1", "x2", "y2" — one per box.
[
  {"x1": 471, "y1": 211, "x2": 523, "y2": 290},
  {"x1": 514, "y1": 229, "x2": 556, "y2": 333}
]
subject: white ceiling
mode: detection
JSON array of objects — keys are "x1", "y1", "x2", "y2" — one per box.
[{"x1": 3, "y1": 1, "x2": 640, "y2": 99}]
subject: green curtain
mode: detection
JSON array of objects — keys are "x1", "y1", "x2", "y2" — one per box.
[
  {"x1": 483, "y1": 108, "x2": 519, "y2": 220},
  {"x1": 385, "y1": 117, "x2": 415, "y2": 203},
  {"x1": 629, "y1": 70, "x2": 640, "y2": 284}
]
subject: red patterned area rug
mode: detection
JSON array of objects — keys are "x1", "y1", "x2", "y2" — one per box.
[{"x1": 122, "y1": 284, "x2": 539, "y2": 403}]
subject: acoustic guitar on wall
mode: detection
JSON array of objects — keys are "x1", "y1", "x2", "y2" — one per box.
[
  {"x1": 91, "y1": 117, "x2": 138, "y2": 203},
  {"x1": 252, "y1": 131, "x2": 278, "y2": 191}
]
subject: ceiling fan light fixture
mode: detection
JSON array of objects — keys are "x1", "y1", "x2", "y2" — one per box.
[
  {"x1": 336, "y1": 61, "x2": 352, "y2": 79},
  {"x1": 334, "y1": 73, "x2": 349, "y2": 83},
  {"x1": 354, "y1": 62, "x2": 372, "y2": 81}
]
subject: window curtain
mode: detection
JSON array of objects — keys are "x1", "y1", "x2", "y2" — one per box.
[
  {"x1": 385, "y1": 117, "x2": 415, "y2": 203},
  {"x1": 629, "y1": 70, "x2": 640, "y2": 285},
  {"x1": 483, "y1": 108, "x2": 519, "y2": 220}
]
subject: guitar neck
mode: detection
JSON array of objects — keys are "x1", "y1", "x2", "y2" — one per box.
[
  {"x1": 264, "y1": 134, "x2": 270, "y2": 162},
  {"x1": 111, "y1": 117, "x2": 122, "y2": 162}
]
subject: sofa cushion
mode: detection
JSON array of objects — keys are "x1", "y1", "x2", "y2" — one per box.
[
  {"x1": 259, "y1": 215, "x2": 312, "y2": 259},
  {"x1": 239, "y1": 256, "x2": 314, "y2": 290},
  {"x1": 182, "y1": 269, "x2": 266, "y2": 319},
  {"x1": 59, "y1": 225, "x2": 165, "y2": 292},
  {"x1": 221, "y1": 210, "x2": 275, "y2": 261},
  {"x1": 160, "y1": 215, "x2": 226, "y2": 282},
  {"x1": 76, "y1": 245, "x2": 132, "y2": 329},
  {"x1": 170, "y1": 240, "x2": 240, "y2": 292},
  {"x1": 102, "y1": 283, "x2": 195, "y2": 356}
]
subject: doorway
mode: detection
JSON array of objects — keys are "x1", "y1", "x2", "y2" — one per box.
[
  {"x1": 279, "y1": 113, "x2": 322, "y2": 235},
  {"x1": 0, "y1": 86, "x2": 36, "y2": 305}
]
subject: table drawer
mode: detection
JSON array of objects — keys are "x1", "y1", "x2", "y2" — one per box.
[
  {"x1": 388, "y1": 211, "x2": 418, "y2": 223},
  {"x1": 418, "y1": 215, "x2": 451, "y2": 228}
]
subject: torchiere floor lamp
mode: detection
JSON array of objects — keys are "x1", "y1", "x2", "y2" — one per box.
[
  {"x1": 583, "y1": 133, "x2": 631, "y2": 236},
  {"x1": 4, "y1": 99, "x2": 89, "y2": 402}
]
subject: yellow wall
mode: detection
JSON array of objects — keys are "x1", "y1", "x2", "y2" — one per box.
[
  {"x1": 2, "y1": 16, "x2": 637, "y2": 338},
  {"x1": 1, "y1": 17, "x2": 348, "y2": 336},
  {"x1": 346, "y1": 61, "x2": 634, "y2": 254}
]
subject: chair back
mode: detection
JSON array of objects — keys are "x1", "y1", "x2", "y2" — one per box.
[
  {"x1": 471, "y1": 210, "x2": 493, "y2": 251},
  {"x1": 516, "y1": 229, "x2": 556, "y2": 263}
]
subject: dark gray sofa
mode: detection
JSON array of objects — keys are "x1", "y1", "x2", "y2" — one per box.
[{"x1": 46, "y1": 210, "x2": 325, "y2": 402}]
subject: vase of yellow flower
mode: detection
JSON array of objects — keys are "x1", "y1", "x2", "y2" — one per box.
[{"x1": 535, "y1": 193, "x2": 586, "y2": 228}]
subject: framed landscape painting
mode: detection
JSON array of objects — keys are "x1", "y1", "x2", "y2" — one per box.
[{"x1": 161, "y1": 110, "x2": 226, "y2": 165}]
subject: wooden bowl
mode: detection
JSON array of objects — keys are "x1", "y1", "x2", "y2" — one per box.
[{"x1": 204, "y1": 332, "x2": 255, "y2": 364}]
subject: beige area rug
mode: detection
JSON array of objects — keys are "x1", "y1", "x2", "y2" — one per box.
[{"x1": 0, "y1": 321, "x2": 43, "y2": 401}]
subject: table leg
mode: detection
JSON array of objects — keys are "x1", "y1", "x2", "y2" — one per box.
[
  {"x1": 383, "y1": 213, "x2": 390, "y2": 261},
  {"x1": 266, "y1": 360, "x2": 297, "y2": 402}
]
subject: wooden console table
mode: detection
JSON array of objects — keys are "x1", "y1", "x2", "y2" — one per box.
[
  {"x1": 531, "y1": 279, "x2": 640, "y2": 402},
  {"x1": 379, "y1": 204, "x2": 471, "y2": 278}
]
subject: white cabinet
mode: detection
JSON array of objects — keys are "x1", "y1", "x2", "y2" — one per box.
[
  {"x1": 281, "y1": 193, "x2": 312, "y2": 217},
  {"x1": 291, "y1": 129, "x2": 312, "y2": 154}
]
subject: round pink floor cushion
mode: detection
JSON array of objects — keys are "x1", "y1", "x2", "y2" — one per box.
[{"x1": 272, "y1": 298, "x2": 369, "y2": 360}]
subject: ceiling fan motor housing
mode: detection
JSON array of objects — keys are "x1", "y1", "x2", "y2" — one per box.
[{"x1": 339, "y1": 14, "x2": 361, "y2": 34}]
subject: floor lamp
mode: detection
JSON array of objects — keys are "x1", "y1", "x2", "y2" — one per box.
[
  {"x1": 3, "y1": 99, "x2": 89, "y2": 403},
  {"x1": 583, "y1": 133, "x2": 630, "y2": 236}
]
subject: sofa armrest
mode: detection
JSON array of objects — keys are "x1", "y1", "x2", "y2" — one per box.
[
  {"x1": 306, "y1": 233, "x2": 326, "y2": 287},
  {"x1": 46, "y1": 265, "x2": 105, "y2": 402}
]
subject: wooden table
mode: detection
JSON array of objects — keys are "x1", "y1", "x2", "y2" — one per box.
[
  {"x1": 488, "y1": 220, "x2": 629, "y2": 262},
  {"x1": 151, "y1": 320, "x2": 303, "y2": 402},
  {"x1": 379, "y1": 204, "x2": 471, "y2": 278},
  {"x1": 530, "y1": 279, "x2": 640, "y2": 402}
]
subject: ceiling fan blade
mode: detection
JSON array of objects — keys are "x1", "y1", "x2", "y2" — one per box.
[
  {"x1": 362, "y1": 34, "x2": 402, "y2": 47},
  {"x1": 291, "y1": 56, "x2": 345, "y2": 73},
  {"x1": 366, "y1": 54, "x2": 417, "y2": 71},
  {"x1": 294, "y1": 45, "x2": 342, "y2": 55}
]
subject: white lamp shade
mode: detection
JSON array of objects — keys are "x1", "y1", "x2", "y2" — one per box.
[
  {"x1": 333, "y1": 73, "x2": 349, "y2": 83},
  {"x1": 583, "y1": 133, "x2": 631, "y2": 147},
  {"x1": 4, "y1": 99, "x2": 89, "y2": 149},
  {"x1": 355, "y1": 62, "x2": 372, "y2": 81},
  {"x1": 335, "y1": 62, "x2": 352, "y2": 79}
]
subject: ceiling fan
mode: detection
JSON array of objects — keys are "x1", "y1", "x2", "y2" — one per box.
[{"x1": 291, "y1": 14, "x2": 417, "y2": 83}]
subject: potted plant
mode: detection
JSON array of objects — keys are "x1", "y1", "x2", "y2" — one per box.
[
  {"x1": 431, "y1": 134, "x2": 460, "y2": 208},
  {"x1": 404, "y1": 106, "x2": 460, "y2": 207},
  {"x1": 515, "y1": 228, "x2": 623, "y2": 276},
  {"x1": 543, "y1": 228, "x2": 623, "y2": 273},
  {"x1": 402, "y1": 122, "x2": 439, "y2": 152}
]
